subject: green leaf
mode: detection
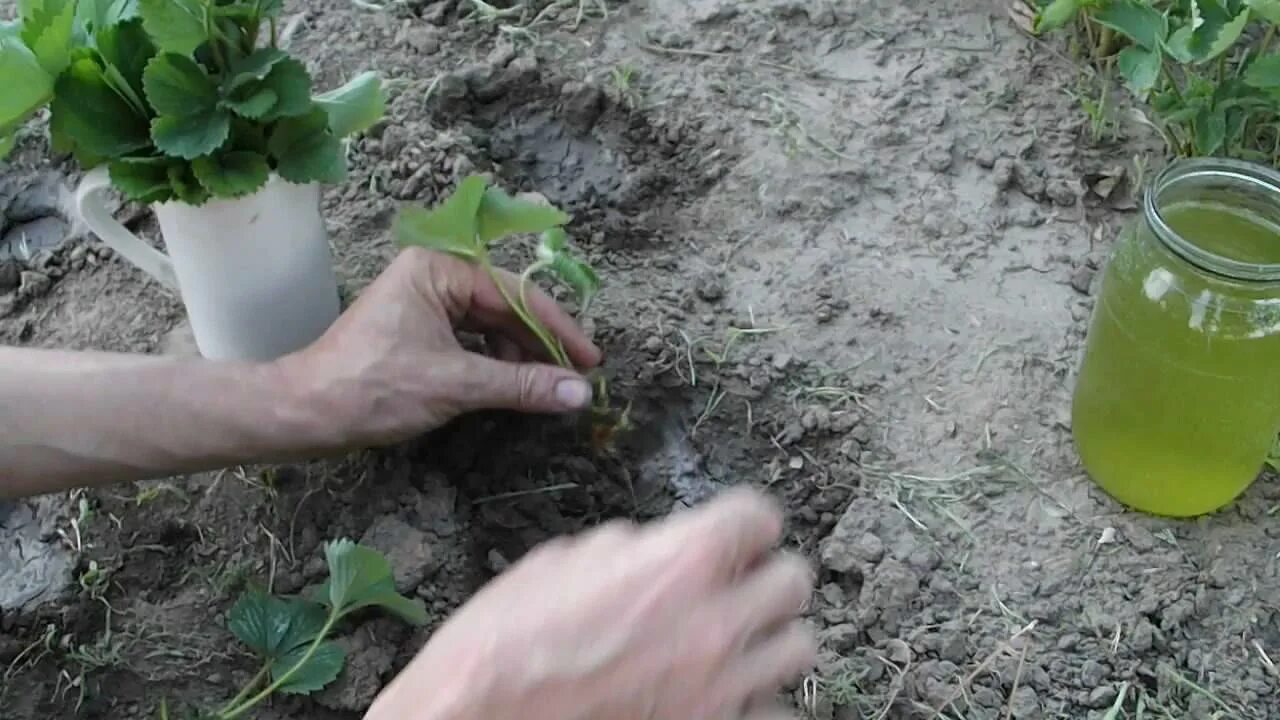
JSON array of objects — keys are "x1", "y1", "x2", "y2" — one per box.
[
  {"x1": 538, "y1": 228, "x2": 600, "y2": 310},
  {"x1": 209, "y1": 2, "x2": 259, "y2": 21},
  {"x1": 276, "y1": 604, "x2": 328, "y2": 654},
  {"x1": 317, "y1": 539, "x2": 428, "y2": 625},
  {"x1": 74, "y1": 0, "x2": 133, "y2": 33},
  {"x1": 550, "y1": 254, "x2": 601, "y2": 311},
  {"x1": 27, "y1": 0, "x2": 77, "y2": 76},
  {"x1": 258, "y1": 0, "x2": 285, "y2": 16},
  {"x1": 1163, "y1": 23, "x2": 1197, "y2": 63},
  {"x1": 320, "y1": 538, "x2": 391, "y2": 611},
  {"x1": 268, "y1": 108, "x2": 346, "y2": 184},
  {"x1": 1247, "y1": 0, "x2": 1280, "y2": 23},
  {"x1": 257, "y1": 58, "x2": 314, "y2": 120},
  {"x1": 192, "y1": 150, "x2": 269, "y2": 197},
  {"x1": 477, "y1": 186, "x2": 570, "y2": 245},
  {"x1": 108, "y1": 156, "x2": 176, "y2": 203},
  {"x1": 77, "y1": 0, "x2": 139, "y2": 34},
  {"x1": 0, "y1": 28, "x2": 54, "y2": 130},
  {"x1": 313, "y1": 71, "x2": 386, "y2": 138},
  {"x1": 224, "y1": 87, "x2": 278, "y2": 119},
  {"x1": 392, "y1": 174, "x2": 489, "y2": 258},
  {"x1": 227, "y1": 47, "x2": 285, "y2": 91},
  {"x1": 1033, "y1": 0, "x2": 1081, "y2": 33},
  {"x1": 1094, "y1": 0, "x2": 1168, "y2": 50},
  {"x1": 50, "y1": 52, "x2": 152, "y2": 159},
  {"x1": 96, "y1": 18, "x2": 157, "y2": 114},
  {"x1": 1195, "y1": 105, "x2": 1228, "y2": 154},
  {"x1": 358, "y1": 591, "x2": 428, "y2": 626},
  {"x1": 167, "y1": 161, "x2": 211, "y2": 205},
  {"x1": 393, "y1": 207, "x2": 482, "y2": 258},
  {"x1": 227, "y1": 590, "x2": 292, "y2": 656},
  {"x1": 152, "y1": 110, "x2": 230, "y2": 159},
  {"x1": 1166, "y1": 0, "x2": 1251, "y2": 62},
  {"x1": 1204, "y1": 7, "x2": 1250, "y2": 60},
  {"x1": 144, "y1": 53, "x2": 218, "y2": 116},
  {"x1": 1118, "y1": 46, "x2": 1162, "y2": 97},
  {"x1": 539, "y1": 225, "x2": 568, "y2": 254},
  {"x1": 1246, "y1": 54, "x2": 1280, "y2": 88},
  {"x1": 20, "y1": 0, "x2": 70, "y2": 46},
  {"x1": 18, "y1": 0, "x2": 42, "y2": 25},
  {"x1": 271, "y1": 640, "x2": 345, "y2": 695},
  {"x1": 227, "y1": 590, "x2": 328, "y2": 657},
  {"x1": 138, "y1": 0, "x2": 207, "y2": 56},
  {"x1": 1224, "y1": 107, "x2": 1249, "y2": 152}
]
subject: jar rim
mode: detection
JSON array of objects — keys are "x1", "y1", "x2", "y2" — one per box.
[{"x1": 1146, "y1": 156, "x2": 1280, "y2": 283}]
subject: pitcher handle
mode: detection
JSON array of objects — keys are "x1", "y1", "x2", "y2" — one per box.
[{"x1": 73, "y1": 166, "x2": 180, "y2": 293}]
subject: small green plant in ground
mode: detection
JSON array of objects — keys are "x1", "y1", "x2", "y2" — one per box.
[
  {"x1": 160, "y1": 539, "x2": 426, "y2": 720},
  {"x1": 392, "y1": 174, "x2": 629, "y2": 446},
  {"x1": 608, "y1": 63, "x2": 643, "y2": 108},
  {"x1": 2, "y1": 0, "x2": 385, "y2": 203},
  {"x1": 1029, "y1": 0, "x2": 1280, "y2": 164}
]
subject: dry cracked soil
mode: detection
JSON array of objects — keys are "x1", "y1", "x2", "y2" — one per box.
[{"x1": 1, "y1": 0, "x2": 1279, "y2": 718}]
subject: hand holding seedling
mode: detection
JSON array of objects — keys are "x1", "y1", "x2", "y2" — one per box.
[
  {"x1": 393, "y1": 176, "x2": 630, "y2": 443},
  {"x1": 284, "y1": 246, "x2": 603, "y2": 445},
  {"x1": 365, "y1": 488, "x2": 818, "y2": 720}
]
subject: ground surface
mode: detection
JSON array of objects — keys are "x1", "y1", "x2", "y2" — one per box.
[{"x1": 2, "y1": 0, "x2": 1279, "y2": 718}]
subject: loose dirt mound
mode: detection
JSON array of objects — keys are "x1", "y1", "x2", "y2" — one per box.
[{"x1": 2, "y1": 0, "x2": 1277, "y2": 718}]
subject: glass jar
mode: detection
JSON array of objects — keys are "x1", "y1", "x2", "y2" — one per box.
[{"x1": 1071, "y1": 157, "x2": 1280, "y2": 517}]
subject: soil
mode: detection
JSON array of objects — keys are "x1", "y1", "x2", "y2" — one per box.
[{"x1": 2, "y1": 0, "x2": 1279, "y2": 718}]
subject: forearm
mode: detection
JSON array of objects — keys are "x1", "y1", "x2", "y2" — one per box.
[{"x1": 0, "y1": 347, "x2": 342, "y2": 498}]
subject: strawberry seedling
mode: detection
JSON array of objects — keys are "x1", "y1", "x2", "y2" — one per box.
[
  {"x1": 159, "y1": 539, "x2": 426, "y2": 720},
  {"x1": 392, "y1": 175, "x2": 629, "y2": 446}
]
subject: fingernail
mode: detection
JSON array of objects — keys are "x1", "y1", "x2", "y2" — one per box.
[{"x1": 554, "y1": 378, "x2": 592, "y2": 409}]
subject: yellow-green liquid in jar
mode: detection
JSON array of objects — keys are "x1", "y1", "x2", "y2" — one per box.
[{"x1": 1071, "y1": 200, "x2": 1280, "y2": 517}]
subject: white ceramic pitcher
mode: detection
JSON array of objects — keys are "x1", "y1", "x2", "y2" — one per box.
[{"x1": 73, "y1": 167, "x2": 341, "y2": 362}]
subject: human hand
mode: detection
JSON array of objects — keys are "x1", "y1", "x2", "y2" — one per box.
[
  {"x1": 280, "y1": 247, "x2": 602, "y2": 448},
  {"x1": 366, "y1": 488, "x2": 818, "y2": 720}
]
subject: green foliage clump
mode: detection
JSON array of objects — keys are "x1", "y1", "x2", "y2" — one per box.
[
  {"x1": 2, "y1": 0, "x2": 385, "y2": 205},
  {"x1": 1029, "y1": 0, "x2": 1280, "y2": 163}
]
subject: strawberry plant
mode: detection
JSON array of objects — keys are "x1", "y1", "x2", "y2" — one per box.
[
  {"x1": 1027, "y1": 0, "x2": 1280, "y2": 164},
  {"x1": 392, "y1": 175, "x2": 628, "y2": 442},
  {"x1": 2, "y1": 0, "x2": 385, "y2": 204},
  {"x1": 160, "y1": 539, "x2": 426, "y2": 719}
]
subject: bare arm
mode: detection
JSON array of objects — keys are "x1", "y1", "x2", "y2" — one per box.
[
  {"x1": 0, "y1": 249, "x2": 600, "y2": 500},
  {"x1": 0, "y1": 347, "x2": 336, "y2": 498}
]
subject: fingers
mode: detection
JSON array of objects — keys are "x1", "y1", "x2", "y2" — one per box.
[
  {"x1": 715, "y1": 553, "x2": 813, "y2": 647},
  {"x1": 473, "y1": 266, "x2": 604, "y2": 369},
  {"x1": 653, "y1": 488, "x2": 786, "y2": 588},
  {"x1": 452, "y1": 354, "x2": 594, "y2": 414},
  {"x1": 398, "y1": 248, "x2": 602, "y2": 369},
  {"x1": 485, "y1": 333, "x2": 526, "y2": 363},
  {"x1": 713, "y1": 621, "x2": 818, "y2": 714}
]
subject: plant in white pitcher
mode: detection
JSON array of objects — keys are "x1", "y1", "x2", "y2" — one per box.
[{"x1": 1, "y1": 0, "x2": 387, "y2": 361}]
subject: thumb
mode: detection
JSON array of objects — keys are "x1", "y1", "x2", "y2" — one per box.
[{"x1": 458, "y1": 354, "x2": 594, "y2": 414}]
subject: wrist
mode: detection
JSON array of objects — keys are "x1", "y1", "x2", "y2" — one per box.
[{"x1": 261, "y1": 352, "x2": 358, "y2": 457}]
